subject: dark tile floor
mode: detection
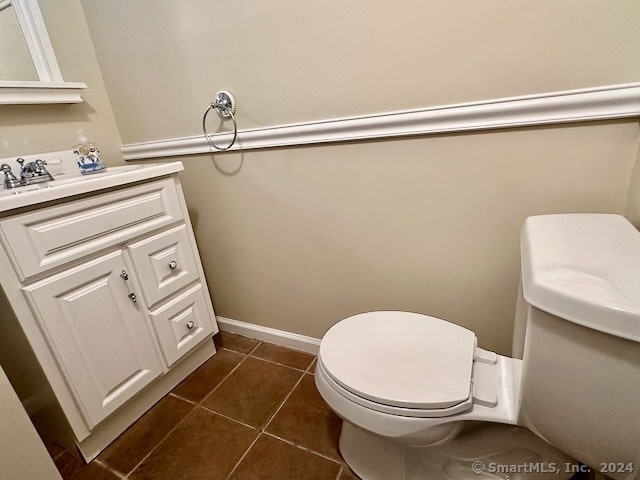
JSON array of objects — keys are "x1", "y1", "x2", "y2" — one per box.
[{"x1": 46, "y1": 332, "x2": 360, "y2": 480}]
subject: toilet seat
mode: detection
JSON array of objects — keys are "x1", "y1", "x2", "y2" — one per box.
[{"x1": 318, "y1": 311, "x2": 477, "y2": 418}]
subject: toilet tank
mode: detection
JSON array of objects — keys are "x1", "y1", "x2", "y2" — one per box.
[{"x1": 516, "y1": 214, "x2": 640, "y2": 479}]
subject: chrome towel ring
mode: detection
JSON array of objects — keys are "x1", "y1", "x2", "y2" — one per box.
[{"x1": 202, "y1": 90, "x2": 238, "y2": 151}]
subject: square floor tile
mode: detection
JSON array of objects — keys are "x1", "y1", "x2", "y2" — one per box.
[
  {"x1": 55, "y1": 452, "x2": 120, "y2": 480},
  {"x1": 229, "y1": 434, "x2": 341, "y2": 480},
  {"x1": 203, "y1": 357, "x2": 302, "y2": 428},
  {"x1": 266, "y1": 374, "x2": 342, "y2": 460},
  {"x1": 251, "y1": 342, "x2": 315, "y2": 370},
  {"x1": 214, "y1": 331, "x2": 260, "y2": 353},
  {"x1": 172, "y1": 348, "x2": 244, "y2": 402},
  {"x1": 98, "y1": 395, "x2": 194, "y2": 475},
  {"x1": 129, "y1": 407, "x2": 257, "y2": 480}
]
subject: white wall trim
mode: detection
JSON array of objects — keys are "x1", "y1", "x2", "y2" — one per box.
[
  {"x1": 0, "y1": 81, "x2": 86, "y2": 104},
  {"x1": 216, "y1": 316, "x2": 320, "y2": 355},
  {"x1": 122, "y1": 83, "x2": 640, "y2": 161}
]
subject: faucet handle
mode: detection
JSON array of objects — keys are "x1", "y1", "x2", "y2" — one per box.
[
  {"x1": 1, "y1": 163, "x2": 16, "y2": 178},
  {"x1": 1, "y1": 164, "x2": 20, "y2": 188},
  {"x1": 34, "y1": 159, "x2": 47, "y2": 173},
  {"x1": 16, "y1": 157, "x2": 25, "y2": 168}
]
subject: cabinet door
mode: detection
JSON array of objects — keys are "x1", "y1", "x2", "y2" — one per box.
[{"x1": 23, "y1": 251, "x2": 163, "y2": 429}]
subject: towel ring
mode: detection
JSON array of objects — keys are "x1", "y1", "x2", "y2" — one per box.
[{"x1": 202, "y1": 91, "x2": 237, "y2": 151}]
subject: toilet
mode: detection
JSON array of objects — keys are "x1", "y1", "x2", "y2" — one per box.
[{"x1": 315, "y1": 214, "x2": 640, "y2": 480}]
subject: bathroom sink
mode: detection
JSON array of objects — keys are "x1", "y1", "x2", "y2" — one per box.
[
  {"x1": 521, "y1": 213, "x2": 640, "y2": 342},
  {"x1": 0, "y1": 162, "x2": 183, "y2": 212},
  {"x1": 43, "y1": 164, "x2": 149, "y2": 187}
]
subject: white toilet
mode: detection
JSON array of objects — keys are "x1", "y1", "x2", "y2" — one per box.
[{"x1": 315, "y1": 214, "x2": 640, "y2": 480}]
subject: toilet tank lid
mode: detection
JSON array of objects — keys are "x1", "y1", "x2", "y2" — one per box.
[
  {"x1": 521, "y1": 214, "x2": 640, "y2": 343},
  {"x1": 319, "y1": 311, "x2": 476, "y2": 410}
]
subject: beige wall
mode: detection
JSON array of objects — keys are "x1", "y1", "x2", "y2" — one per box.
[
  {"x1": 172, "y1": 123, "x2": 637, "y2": 354},
  {"x1": 0, "y1": 0, "x2": 124, "y2": 165},
  {"x1": 0, "y1": 367, "x2": 62, "y2": 480},
  {"x1": 0, "y1": 364, "x2": 61, "y2": 480},
  {"x1": 82, "y1": 0, "x2": 640, "y2": 141},
  {"x1": 625, "y1": 140, "x2": 640, "y2": 226},
  {"x1": 79, "y1": 1, "x2": 640, "y2": 354}
]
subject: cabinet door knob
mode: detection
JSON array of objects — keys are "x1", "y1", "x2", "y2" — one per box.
[
  {"x1": 120, "y1": 270, "x2": 129, "y2": 281},
  {"x1": 186, "y1": 321, "x2": 195, "y2": 330},
  {"x1": 169, "y1": 261, "x2": 178, "y2": 270},
  {"x1": 128, "y1": 293, "x2": 137, "y2": 303}
]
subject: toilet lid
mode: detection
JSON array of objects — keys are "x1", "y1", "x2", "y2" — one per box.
[{"x1": 319, "y1": 311, "x2": 476, "y2": 410}]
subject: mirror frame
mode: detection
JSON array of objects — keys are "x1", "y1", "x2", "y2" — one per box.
[{"x1": 0, "y1": 0, "x2": 86, "y2": 104}]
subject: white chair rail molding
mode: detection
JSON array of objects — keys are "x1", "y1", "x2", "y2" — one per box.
[{"x1": 122, "y1": 82, "x2": 640, "y2": 160}]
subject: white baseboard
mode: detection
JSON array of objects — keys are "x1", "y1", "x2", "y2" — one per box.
[{"x1": 216, "y1": 316, "x2": 321, "y2": 354}]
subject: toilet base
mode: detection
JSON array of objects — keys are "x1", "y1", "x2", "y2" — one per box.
[{"x1": 339, "y1": 421, "x2": 577, "y2": 480}]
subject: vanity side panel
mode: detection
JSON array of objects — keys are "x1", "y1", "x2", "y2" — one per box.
[
  {"x1": 0, "y1": 244, "x2": 91, "y2": 441},
  {"x1": 172, "y1": 176, "x2": 219, "y2": 337}
]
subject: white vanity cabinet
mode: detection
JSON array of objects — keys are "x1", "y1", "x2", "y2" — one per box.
[{"x1": 0, "y1": 164, "x2": 217, "y2": 461}]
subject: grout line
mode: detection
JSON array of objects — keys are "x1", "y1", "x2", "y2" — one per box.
[
  {"x1": 190, "y1": 348, "x2": 252, "y2": 407},
  {"x1": 121, "y1": 348, "x2": 255, "y2": 478},
  {"x1": 198, "y1": 404, "x2": 258, "y2": 431},
  {"x1": 117, "y1": 413, "x2": 188, "y2": 478},
  {"x1": 216, "y1": 341, "x2": 264, "y2": 357},
  {"x1": 102, "y1": 334, "x2": 321, "y2": 480},
  {"x1": 247, "y1": 353, "x2": 312, "y2": 372},
  {"x1": 52, "y1": 449, "x2": 66, "y2": 461},
  {"x1": 93, "y1": 458, "x2": 127, "y2": 479},
  {"x1": 336, "y1": 465, "x2": 345, "y2": 480},
  {"x1": 221, "y1": 362, "x2": 310, "y2": 480},
  {"x1": 305, "y1": 358, "x2": 317, "y2": 374},
  {"x1": 262, "y1": 368, "x2": 307, "y2": 432},
  {"x1": 168, "y1": 392, "x2": 197, "y2": 405},
  {"x1": 223, "y1": 432, "x2": 263, "y2": 480},
  {"x1": 246, "y1": 341, "x2": 263, "y2": 355},
  {"x1": 262, "y1": 431, "x2": 342, "y2": 465}
]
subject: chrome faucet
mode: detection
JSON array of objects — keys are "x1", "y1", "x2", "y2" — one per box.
[{"x1": 1, "y1": 158, "x2": 54, "y2": 189}]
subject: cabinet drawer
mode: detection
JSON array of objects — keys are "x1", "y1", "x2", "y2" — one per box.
[
  {"x1": 150, "y1": 284, "x2": 214, "y2": 367},
  {"x1": 127, "y1": 224, "x2": 200, "y2": 307},
  {"x1": 0, "y1": 178, "x2": 183, "y2": 281}
]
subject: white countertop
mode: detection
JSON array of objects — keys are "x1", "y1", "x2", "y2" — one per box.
[{"x1": 0, "y1": 162, "x2": 184, "y2": 213}]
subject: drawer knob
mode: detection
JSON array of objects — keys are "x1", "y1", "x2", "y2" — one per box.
[
  {"x1": 128, "y1": 293, "x2": 137, "y2": 303},
  {"x1": 169, "y1": 260, "x2": 178, "y2": 270},
  {"x1": 120, "y1": 270, "x2": 129, "y2": 281},
  {"x1": 186, "y1": 321, "x2": 195, "y2": 330}
]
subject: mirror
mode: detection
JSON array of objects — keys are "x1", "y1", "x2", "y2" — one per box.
[
  {"x1": 0, "y1": 0, "x2": 86, "y2": 104},
  {"x1": 0, "y1": 1, "x2": 38, "y2": 81}
]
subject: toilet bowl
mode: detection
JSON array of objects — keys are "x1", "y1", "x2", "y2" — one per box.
[
  {"x1": 315, "y1": 311, "x2": 572, "y2": 480},
  {"x1": 315, "y1": 311, "x2": 523, "y2": 444},
  {"x1": 315, "y1": 214, "x2": 640, "y2": 480}
]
